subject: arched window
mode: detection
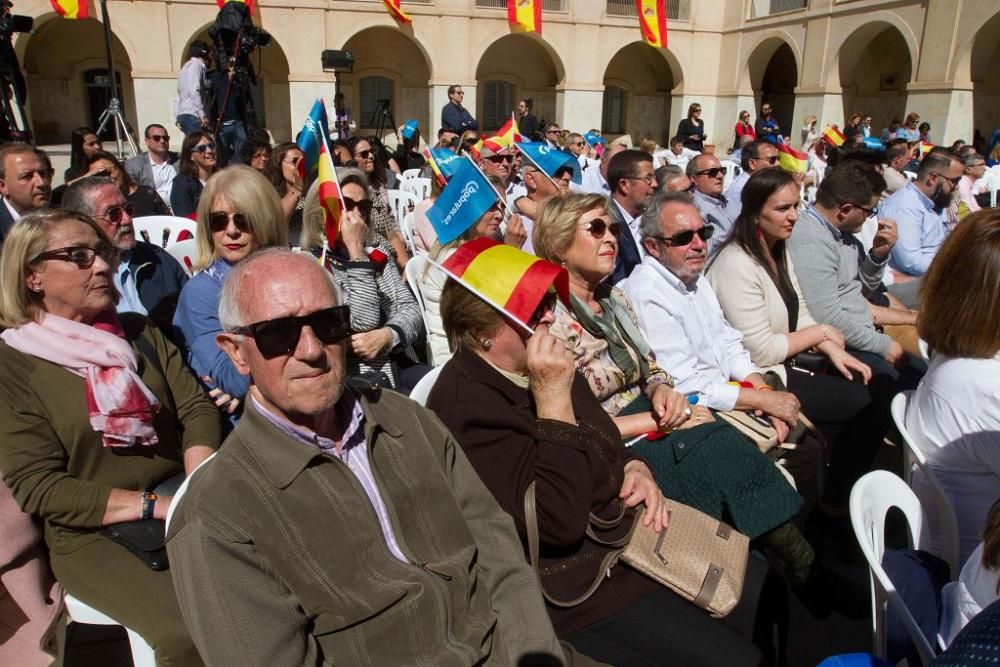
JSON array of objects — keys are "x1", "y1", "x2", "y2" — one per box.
[
  {"x1": 482, "y1": 80, "x2": 515, "y2": 132},
  {"x1": 359, "y1": 76, "x2": 394, "y2": 129},
  {"x1": 602, "y1": 86, "x2": 626, "y2": 135}
]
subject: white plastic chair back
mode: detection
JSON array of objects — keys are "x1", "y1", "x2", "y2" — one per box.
[
  {"x1": 903, "y1": 170, "x2": 918, "y2": 181},
  {"x1": 404, "y1": 253, "x2": 429, "y2": 314},
  {"x1": 400, "y1": 177, "x2": 432, "y2": 202},
  {"x1": 165, "y1": 238, "x2": 198, "y2": 276},
  {"x1": 849, "y1": 470, "x2": 937, "y2": 665},
  {"x1": 165, "y1": 451, "x2": 218, "y2": 534},
  {"x1": 409, "y1": 365, "x2": 444, "y2": 407},
  {"x1": 132, "y1": 215, "x2": 197, "y2": 249},
  {"x1": 400, "y1": 168, "x2": 421, "y2": 181},
  {"x1": 387, "y1": 190, "x2": 418, "y2": 231},
  {"x1": 400, "y1": 211, "x2": 418, "y2": 254},
  {"x1": 891, "y1": 392, "x2": 960, "y2": 574},
  {"x1": 64, "y1": 593, "x2": 156, "y2": 666},
  {"x1": 720, "y1": 160, "x2": 739, "y2": 191}
]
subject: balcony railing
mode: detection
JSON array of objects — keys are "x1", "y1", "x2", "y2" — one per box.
[
  {"x1": 606, "y1": 0, "x2": 688, "y2": 21},
  {"x1": 475, "y1": 0, "x2": 567, "y2": 11},
  {"x1": 748, "y1": 0, "x2": 807, "y2": 18}
]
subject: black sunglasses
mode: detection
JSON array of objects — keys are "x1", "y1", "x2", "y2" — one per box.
[
  {"x1": 344, "y1": 196, "x2": 373, "y2": 218},
  {"x1": 754, "y1": 155, "x2": 779, "y2": 165},
  {"x1": 848, "y1": 203, "x2": 879, "y2": 218},
  {"x1": 148, "y1": 134, "x2": 170, "y2": 142},
  {"x1": 231, "y1": 305, "x2": 352, "y2": 359},
  {"x1": 527, "y1": 291, "x2": 559, "y2": 328},
  {"x1": 651, "y1": 225, "x2": 714, "y2": 247},
  {"x1": 582, "y1": 217, "x2": 621, "y2": 239},
  {"x1": 33, "y1": 243, "x2": 117, "y2": 268},
  {"x1": 486, "y1": 154, "x2": 512, "y2": 164},
  {"x1": 355, "y1": 149, "x2": 373, "y2": 160},
  {"x1": 695, "y1": 167, "x2": 728, "y2": 178},
  {"x1": 208, "y1": 211, "x2": 251, "y2": 233},
  {"x1": 193, "y1": 142, "x2": 217, "y2": 154}
]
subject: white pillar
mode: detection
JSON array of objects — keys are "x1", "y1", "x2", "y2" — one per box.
[
  {"x1": 131, "y1": 77, "x2": 178, "y2": 139},
  {"x1": 906, "y1": 85, "x2": 975, "y2": 146},
  {"x1": 288, "y1": 80, "x2": 336, "y2": 138},
  {"x1": 556, "y1": 88, "x2": 603, "y2": 137},
  {"x1": 793, "y1": 87, "x2": 845, "y2": 134}
]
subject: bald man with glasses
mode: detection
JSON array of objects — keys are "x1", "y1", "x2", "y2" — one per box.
[{"x1": 687, "y1": 153, "x2": 735, "y2": 254}]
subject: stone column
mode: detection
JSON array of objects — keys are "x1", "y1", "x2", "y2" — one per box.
[
  {"x1": 555, "y1": 87, "x2": 603, "y2": 137},
  {"x1": 131, "y1": 76, "x2": 179, "y2": 140},
  {"x1": 288, "y1": 79, "x2": 336, "y2": 139},
  {"x1": 905, "y1": 83, "x2": 975, "y2": 146}
]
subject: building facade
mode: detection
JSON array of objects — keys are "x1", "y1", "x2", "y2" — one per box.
[{"x1": 10, "y1": 0, "x2": 1000, "y2": 151}]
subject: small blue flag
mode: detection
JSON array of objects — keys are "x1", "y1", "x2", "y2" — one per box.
[
  {"x1": 427, "y1": 159, "x2": 498, "y2": 244},
  {"x1": 401, "y1": 119, "x2": 419, "y2": 140},
  {"x1": 517, "y1": 141, "x2": 582, "y2": 185},
  {"x1": 429, "y1": 147, "x2": 463, "y2": 181},
  {"x1": 862, "y1": 136, "x2": 886, "y2": 152},
  {"x1": 583, "y1": 132, "x2": 606, "y2": 146},
  {"x1": 296, "y1": 98, "x2": 329, "y2": 179}
]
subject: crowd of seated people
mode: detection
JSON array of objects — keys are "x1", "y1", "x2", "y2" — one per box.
[{"x1": 0, "y1": 105, "x2": 997, "y2": 666}]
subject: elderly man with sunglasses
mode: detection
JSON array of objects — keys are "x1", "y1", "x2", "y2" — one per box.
[
  {"x1": 166, "y1": 248, "x2": 571, "y2": 667},
  {"x1": 723, "y1": 139, "x2": 780, "y2": 220},
  {"x1": 686, "y1": 153, "x2": 735, "y2": 254},
  {"x1": 62, "y1": 175, "x2": 188, "y2": 337},
  {"x1": 623, "y1": 191, "x2": 802, "y2": 442}
]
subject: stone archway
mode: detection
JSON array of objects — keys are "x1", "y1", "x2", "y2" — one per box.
[
  {"x1": 602, "y1": 42, "x2": 679, "y2": 145},
  {"x1": 20, "y1": 15, "x2": 137, "y2": 145},
  {"x1": 475, "y1": 34, "x2": 562, "y2": 133},
  {"x1": 970, "y1": 12, "x2": 1000, "y2": 145},
  {"x1": 747, "y1": 38, "x2": 798, "y2": 141},
  {"x1": 837, "y1": 23, "x2": 912, "y2": 132}
]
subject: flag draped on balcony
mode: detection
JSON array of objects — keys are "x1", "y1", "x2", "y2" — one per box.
[
  {"x1": 508, "y1": 0, "x2": 542, "y2": 34},
  {"x1": 50, "y1": 0, "x2": 88, "y2": 19},
  {"x1": 382, "y1": 0, "x2": 413, "y2": 24},
  {"x1": 636, "y1": 0, "x2": 667, "y2": 48}
]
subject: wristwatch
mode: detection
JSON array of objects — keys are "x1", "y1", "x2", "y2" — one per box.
[{"x1": 140, "y1": 491, "x2": 158, "y2": 521}]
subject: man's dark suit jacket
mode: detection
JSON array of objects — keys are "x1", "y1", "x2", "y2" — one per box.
[
  {"x1": 609, "y1": 199, "x2": 642, "y2": 285},
  {"x1": 0, "y1": 200, "x2": 16, "y2": 244}
]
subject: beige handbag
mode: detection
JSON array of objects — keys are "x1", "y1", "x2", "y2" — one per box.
[
  {"x1": 716, "y1": 410, "x2": 779, "y2": 454},
  {"x1": 524, "y1": 481, "x2": 749, "y2": 618}
]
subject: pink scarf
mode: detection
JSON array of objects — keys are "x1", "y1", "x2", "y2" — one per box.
[{"x1": 1, "y1": 311, "x2": 160, "y2": 447}]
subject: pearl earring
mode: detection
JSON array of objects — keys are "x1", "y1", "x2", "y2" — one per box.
[{"x1": 481, "y1": 339, "x2": 492, "y2": 350}]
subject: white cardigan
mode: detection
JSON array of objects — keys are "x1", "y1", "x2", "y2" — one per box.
[{"x1": 706, "y1": 243, "x2": 817, "y2": 381}]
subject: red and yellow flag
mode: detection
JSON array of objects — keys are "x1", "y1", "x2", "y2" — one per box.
[
  {"x1": 440, "y1": 238, "x2": 569, "y2": 332},
  {"x1": 508, "y1": 0, "x2": 542, "y2": 34},
  {"x1": 919, "y1": 141, "x2": 935, "y2": 157},
  {"x1": 492, "y1": 113, "x2": 522, "y2": 147},
  {"x1": 822, "y1": 126, "x2": 846, "y2": 147},
  {"x1": 317, "y1": 141, "x2": 344, "y2": 248},
  {"x1": 382, "y1": 0, "x2": 412, "y2": 24},
  {"x1": 636, "y1": 0, "x2": 667, "y2": 48},
  {"x1": 777, "y1": 141, "x2": 808, "y2": 174},
  {"x1": 50, "y1": 0, "x2": 88, "y2": 19}
]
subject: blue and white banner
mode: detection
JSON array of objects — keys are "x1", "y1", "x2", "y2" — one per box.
[
  {"x1": 429, "y1": 147, "x2": 463, "y2": 181},
  {"x1": 517, "y1": 141, "x2": 582, "y2": 184},
  {"x1": 296, "y1": 98, "x2": 329, "y2": 179},
  {"x1": 427, "y1": 158, "x2": 499, "y2": 244}
]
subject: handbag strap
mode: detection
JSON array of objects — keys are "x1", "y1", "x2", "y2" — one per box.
[{"x1": 524, "y1": 481, "x2": 623, "y2": 608}]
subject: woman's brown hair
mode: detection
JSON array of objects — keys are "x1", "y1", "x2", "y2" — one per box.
[
  {"x1": 440, "y1": 278, "x2": 502, "y2": 352},
  {"x1": 918, "y1": 208, "x2": 1000, "y2": 358}
]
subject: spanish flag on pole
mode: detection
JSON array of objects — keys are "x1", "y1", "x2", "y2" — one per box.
[
  {"x1": 822, "y1": 126, "x2": 846, "y2": 148},
  {"x1": 508, "y1": 0, "x2": 542, "y2": 34},
  {"x1": 382, "y1": 0, "x2": 412, "y2": 24},
  {"x1": 776, "y1": 141, "x2": 808, "y2": 174},
  {"x1": 317, "y1": 138, "x2": 345, "y2": 250},
  {"x1": 50, "y1": 0, "x2": 88, "y2": 19},
  {"x1": 636, "y1": 0, "x2": 667, "y2": 48},
  {"x1": 492, "y1": 113, "x2": 521, "y2": 148}
]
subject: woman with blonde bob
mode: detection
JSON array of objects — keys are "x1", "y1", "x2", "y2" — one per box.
[
  {"x1": 172, "y1": 165, "x2": 287, "y2": 417},
  {"x1": 301, "y1": 167, "x2": 427, "y2": 391},
  {"x1": 0, "y1": 209, "x2": 219, "y2": 665},
  {"x1": 905, "y1": 208, "x2": 1000, "y2": 564}
]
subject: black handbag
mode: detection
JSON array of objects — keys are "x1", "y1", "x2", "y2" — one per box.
[
  {"x1": 101, "y1": 520, "x2": 169, "y2": 571},
  {"x1": 788, "y1": 351, "x2": 829, "y2": 375}
]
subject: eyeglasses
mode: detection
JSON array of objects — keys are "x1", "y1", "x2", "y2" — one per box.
[
  {"x1": 193, "y1": 142, "x2": 217, "y2": 154},
  {"x1": 695, "y1": 167, "x2": 728, "y2": 178},
  {"x1": 752, "y1": 155, "x2": 779, "y2": 165},
  {"x1": 148, "y1": 134, "x2": 170, "y2": 143},
  {"x1": 625, "y1": 173, "x2": 656, "y2": 186},
  {"x1": 527, "y1": 291, "x2": 558, "y2": 329},
  {"x1": 933, "y1": 173, "x2": 962, "y2": 187},
  {"x1": 32, "y1": 243, "x2": 117, "y2": 268},
  {"x1": 95, "y1": 202, "x2": 136, "y2": 224},
  {"x1": 692, "y1": 108, "x2": 702, "y2": 113},
  {"x1": 546, "y1": 129, "x2": 560, "y2": 135},
  {"x1": 355, "y1": 149, "x2": 373, "y2": 160},
  {"x1": 230, "y1": 305, "x2": 352, "y2": 359},
  {"x1": 282, "y1": 157, "x2": 302, "y2": 166},
  {"x1": 343, "y1": 196, "x2": 373, "y2": 218},
  {"x1": 651, "y1": 225, "x2": 714, "y2": 247},
  {"x1": 208, "y1": 211, "x2": 251, "y2": 233},
  {"x1": 581, "y1": 217, "x2": 621, "y2": 239},
  {"x1": 486, "y1": 154, "x2": 512, "y2": 164},
  {"x1": 849, "y1": 203, "x2": 879, "y2": 218}
]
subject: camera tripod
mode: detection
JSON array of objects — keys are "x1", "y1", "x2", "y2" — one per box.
[
  {"x1": 95, "y1": 0, "x2": 137, "y2": 158},
  {"x1": 369, "y1": 98, "x2": 398, "y2": 144}
]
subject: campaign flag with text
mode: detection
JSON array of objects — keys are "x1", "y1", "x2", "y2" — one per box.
[
  {"x1": 517, "y1": 141, "x2": 582, "y2": 184},
  {"x1": 426, "y1": 159, "x2": 499, "y2": 244},
  {"x1": 382, "y1": 0, "x2": 413, "y2": 24},
  {"x1": 777, "y1": 141, "x2": 808, "y2": 174},
  {"x1": 50, "y1": 0, "x2": 88, "y2": 18},
  {"x1": 508, "y1": 0, "x2": 542, "y2": 34},
  {"x1": 636, "y1": 0, "x2": 667, "y2": 48},
  {"x1": 296, "y1": 99, "x2": 329, "y2": 181},
  {"x1": 428, "y1": 147, "x2": 463, "y2": 182}
]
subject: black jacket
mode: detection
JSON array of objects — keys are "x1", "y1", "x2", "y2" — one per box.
[{"x1": 128, "y1": 241, "x2": 189, "y2": 338}]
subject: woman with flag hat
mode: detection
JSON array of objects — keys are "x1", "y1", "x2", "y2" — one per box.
[{"x1": 427, "y1": 238, "x2": 763, "y2": 665}]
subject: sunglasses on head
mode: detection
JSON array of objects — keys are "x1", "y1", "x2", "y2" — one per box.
[
  {"x1": 231, "y1": 305, "x2": 352, "y2": 358},
  {"x1": 582, "y1": 217, "x2": 621, "y2": 239},
  {"x1": 208, "y1": 211, "x2": 251, "y2": 233},
  {"x1": 343, "y1": 196, "x2": 373, "y2": 218},
  {"x1": 651, "y1": 225, "x2": 714, "y2": 247},
  {"x1": 695, "y1": 167, "x2": 728, "y2": 178},
  {"x1": 33, "y1": 243, "x2": 117, "y2": 268},
  {"x1": 96, "y1": 202, "x2": 136, "y2": 224},
  {"x1": 193, "y1": 142, "x2": 217, "y2": 154}
]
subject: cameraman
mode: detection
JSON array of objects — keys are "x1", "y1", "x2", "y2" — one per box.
[
  {"x1": 175, "y1": 40, "x2": 211, "y2": 136},
  {"x1": 209, "y1": 57, "x2": 248, "y2": 166}
]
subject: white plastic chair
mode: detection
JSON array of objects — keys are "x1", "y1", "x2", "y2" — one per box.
[
  {"x1": 903, "y1": 170, "x2": 918, "y2": 182},
  {"x1": 404, "y1": 253, "x2": 429, "y2": 314},
  {"x1": 387, "y1": 190, "x2": 418, "y2": 231},
  {"x1": 399, "y1": 168, "x2": 421, "y2": 181},
  {"x1": 409, "y1": 365, "x2": 444, "y2": 407},
  {"x1": 165, "y1": 452, "x2": 217, "y2": 533},
  {"x1": 165, "y1": 238, "x2": 198, "y2": 276},
  {"x1": 850, "y1": 470, "x2": 938, "y2": 665},
  {"x1": 400, "y1": 211, "x2": 418, "y2": 255},
  {"x1": 400, "y1": 177, "x2": 431, "y2": 202},
  {"x1": 132, "y1": 215, "x2": 197, "y2": 249},
  {"x1": 720, "y1": 160, "x2": 740, "y2": 191},
  {"x1": 891, "y1": 392, "x2": 960, "y2": 575},
  {"x1": 64, "y1": 593, "x2": 156, "y2": 666}
]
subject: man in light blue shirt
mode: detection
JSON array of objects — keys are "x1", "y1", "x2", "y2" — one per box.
[
  {"x1": 686, "y1": 153, "x2": 735, "y2": 254},
  {"x1": 880, "y1": 151, "x2": 964, "y2": 278}
]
